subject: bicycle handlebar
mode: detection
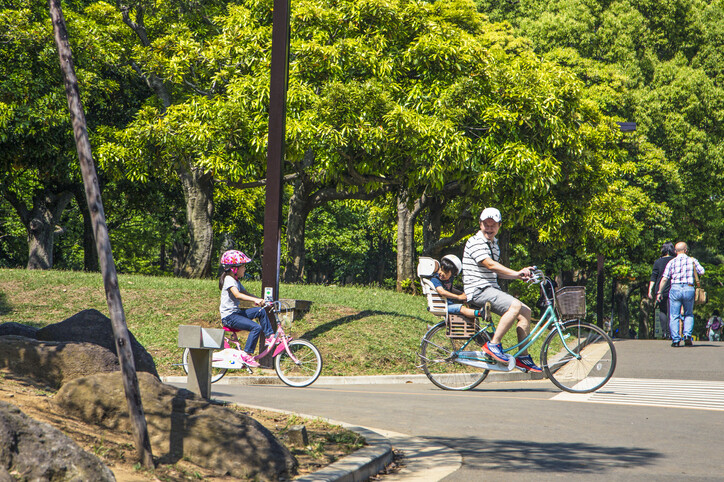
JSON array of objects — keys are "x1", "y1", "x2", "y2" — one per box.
[
  {"x1": 526, "y1": 266, "x2": 544, "y2": 283},
  {"x1": 263, "y1": 299, "x2": 293, "y2": 314},
  {"x1": 526, "y1": 266, "x2": 558, "y2": 307}
]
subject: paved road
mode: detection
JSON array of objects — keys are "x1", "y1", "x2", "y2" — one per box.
[{"x1": 176, "y1": 340, "x2": 724, "y2": 480}]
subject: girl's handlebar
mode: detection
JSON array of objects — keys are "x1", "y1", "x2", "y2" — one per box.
[{"x1": 263, "y1": 299, "x2": 292, "y2": 313}]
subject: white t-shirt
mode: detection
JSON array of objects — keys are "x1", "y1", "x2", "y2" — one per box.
[{"x1": 219, "y1": 275, "x2": 243, "y2": 319}]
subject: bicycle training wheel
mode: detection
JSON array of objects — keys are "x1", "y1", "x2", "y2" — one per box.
[
  {"x1": 274, "y1": 339, "x2": 323, "y2": 387},
  {"x1": 541, "y1": 320, "x2": 616, "y2": 393},
  {"x1": 181, "y1": 347, "x2": 228, "y2": 384},
  {"x1": 419, "y1": 321, "x2": 489, "y2": 391}
]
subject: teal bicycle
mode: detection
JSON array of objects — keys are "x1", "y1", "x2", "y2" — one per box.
[{"x1": 418, "y1": 268, "x2": 616, "y2": 393}]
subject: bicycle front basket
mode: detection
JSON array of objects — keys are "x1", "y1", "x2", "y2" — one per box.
[{"x1": 555, "y1": 286, "x2": 586, "y2": 321}]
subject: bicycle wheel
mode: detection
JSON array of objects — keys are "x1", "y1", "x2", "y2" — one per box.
[
  {"x1": 274, "y1": 339, "x2": 323, "y2": 387},
  {"x1": 541, "y1": 320, "x2": 616, "y2": 393},
  {"x1": 181, "y1": 347, "x2": 228, "y2": 384},
  {"x1": 419, "y1": 321, "x2": 489, "y2": 391}
]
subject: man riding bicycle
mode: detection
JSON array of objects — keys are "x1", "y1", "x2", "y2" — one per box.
[{"x1": 462, "y1": 207, "x2": 542, "y2": 373}]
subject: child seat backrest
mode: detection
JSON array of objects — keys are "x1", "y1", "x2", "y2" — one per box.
[
  {"x1": 417, "y1": 257, "x2": 439, "y2": 278},
  {"x1": 417, "y1": 257, "x2": 447, "y2": 317}
]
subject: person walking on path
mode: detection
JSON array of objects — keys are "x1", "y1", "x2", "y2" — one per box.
[
  {"x1": 656, "y1": 242, "x2": 705, "y2": 347},
  {"x1": 462, "y1": 207, "x2": 540, "y2": 372},
  {"x1": 648, "y1": 242, "x2": 676, "y2": 339},
  {"x1": 706, "y1": 310, "x2": 723, "y2": 341}
]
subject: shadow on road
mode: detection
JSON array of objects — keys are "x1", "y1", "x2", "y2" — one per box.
[
  {"x1": 427, "y1": 436, "x2": 661, "y2": 474},
  {"x1": 468, "y1": 385, "x2": 559, "y2": 394}
]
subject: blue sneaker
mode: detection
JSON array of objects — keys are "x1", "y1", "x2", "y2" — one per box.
[
  {"x1": 515, "y1": 354, "x2": 542, "y2": 373},
  {"x1": 482, "y1": 342, "x2": 511, "y2": 364}
]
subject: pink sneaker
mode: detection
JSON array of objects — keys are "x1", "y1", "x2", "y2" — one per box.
[
  {"x1": 239, "y1": 351, "x2": 259, "y2": 368},
  {"x1": 265, "y1": 336, "x2": 278, "y2": 347}
]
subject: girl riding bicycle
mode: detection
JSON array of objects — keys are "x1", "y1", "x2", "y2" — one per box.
[{"x1": 218, "y1": 250, "x2": 275, "y2": 368}]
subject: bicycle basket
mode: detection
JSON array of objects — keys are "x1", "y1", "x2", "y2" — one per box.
[
  {"x1": 446, "y1": 314, "x2": 480, "y2": 339},
  {"x1": 555, "y1": 286, "x2": 586, "y2": 321}
]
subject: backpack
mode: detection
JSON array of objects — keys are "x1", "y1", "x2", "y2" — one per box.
[{"x1": 711, "y1": 317, "x2": 722, "y2": 331}]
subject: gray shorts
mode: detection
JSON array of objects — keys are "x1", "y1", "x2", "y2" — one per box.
[{"x1": 469, "y1": 286, "x2": 528, "y2": 316}]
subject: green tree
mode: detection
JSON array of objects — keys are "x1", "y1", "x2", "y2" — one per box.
[
  {"x1": 0, "y1": 0, "x2": 142, "y2": 269},
  {"x1": 476, "y1": 0, "x2": 724, "y2": 331}
]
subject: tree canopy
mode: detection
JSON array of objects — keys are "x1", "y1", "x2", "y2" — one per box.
[{"x1": 1, "y1": 0, "x2": 721, "y2": 340}]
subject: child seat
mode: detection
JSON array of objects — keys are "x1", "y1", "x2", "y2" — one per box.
[
  {"x1": 417, "y1": 257, "x2": 447, "y2": 317},
  {"x1": 417, "y1": 257, "x2": 479, "y2": 338}
]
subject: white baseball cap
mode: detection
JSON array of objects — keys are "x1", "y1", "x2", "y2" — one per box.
[{"x1": 480, "y1": 207, "x2": 502, "y2": 223}]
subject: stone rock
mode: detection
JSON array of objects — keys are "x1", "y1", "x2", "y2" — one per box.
[
  {"x1": 287, "y1": 424, "x2": 309, "y2": 447},
  {"x1": 36, "y1": 309, "x2": 158, "y2": 378},
  {"x1": 0, "y1": 401, "x2": 115, "y2": 481},
  {"x1": 55, "y1": 372, "x2": 298, "y2": 481},
  {"x1": 0, "y1": 322, "x2": 38, "y2": 339},
  {"x1": 0, "y1": 336, "x2": 120, "y2": 389}
]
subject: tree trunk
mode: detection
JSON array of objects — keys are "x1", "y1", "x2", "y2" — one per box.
[
  {"x1": 2, "y1": 188, "x2": 73, "y2": 270},
  {"x1": 614, "y1": 281, "x2": 630, "y2": 338},
  {"x1": 639, "y1": 296, "x2": 652, "y2": 340},
  {"x1": 26, "y1": 191, "x2": 73, "y2": 269},
  {"x1": 176, "y1": 164, "x2": 214, "y2": 278},
  {"x1": 498, "y1": 229, "x2": 510, "y2": 292},
  {"x1": 49, "y1": 0, "x2": 154, "y2": 467},
  {"x1": 396, "y1": 190, "x2": 420, "y2": 292},
  {"x1": 596, "y1": 253, "x2": 605, "y2": 328},
  {"x1": 422, "y1": 199, "x2": 442, "y2": 257},
  {"x1": 284, "y1": 184, "x2": 312, "y2": 283},
  {"x1": 74, "y1": 188, "x2": 98, "y2": 271},
  {"x1": 283, "y1": 151, "x2": 315, "y2": 283}
]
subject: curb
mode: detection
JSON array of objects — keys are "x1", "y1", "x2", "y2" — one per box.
[
  {"x1": 163, "y1": 370, "x2": 545, "y2": 386},
  {"x1": 295, "y1": 425, "x2": 392, "y2": 482},
  {"x1": 229, "y1": 402, "x2": 460, "y2": 482}
]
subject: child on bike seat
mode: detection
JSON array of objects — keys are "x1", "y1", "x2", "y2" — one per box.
[
  {"x1": 218, "y1": 250, "x2": 276, "y2": 368},
  {"x1": 430, "y1": 254, "x2": 482, "y2": 320}
]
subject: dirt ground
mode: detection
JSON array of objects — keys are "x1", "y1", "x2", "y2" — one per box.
[{"x1": 0, "y1": 370, "x2": 365, "y2": 481}]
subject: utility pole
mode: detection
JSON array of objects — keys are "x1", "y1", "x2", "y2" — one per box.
[{"x1": 261, "y1": 0, "x2": 291, "y2": 305}]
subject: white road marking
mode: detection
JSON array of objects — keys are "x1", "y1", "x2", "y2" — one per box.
[{"x1": 551, "y1": 378, "x2": 724, "y2": 411}]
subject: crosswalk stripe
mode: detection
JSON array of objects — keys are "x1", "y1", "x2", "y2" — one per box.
[{"x1": 551, "y1": 378, "x2": 724, "y2": 411}]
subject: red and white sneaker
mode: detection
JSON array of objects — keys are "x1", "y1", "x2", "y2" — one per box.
[{"x1": 515, "y1": 354, "x2": 542, "y2": 373}]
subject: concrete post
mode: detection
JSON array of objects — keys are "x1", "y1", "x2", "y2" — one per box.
[{"x1": 178, "y1": 326, "x2": 224, "y2": 399}]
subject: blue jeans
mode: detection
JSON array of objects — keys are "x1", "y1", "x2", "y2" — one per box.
[
  {"x1": 668, "y1": 284, "x2": 695, "y2": 342},
  {"x1": 222, "y1": 307, "x2": 274, "y2": 353},
  {"x1": 447, "y1": 302, "x2": 463, "y2": 315}
]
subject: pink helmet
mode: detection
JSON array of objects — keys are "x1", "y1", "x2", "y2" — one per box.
[{"x1": 220, "y1": 250, "x2": 251, "y2": 268}]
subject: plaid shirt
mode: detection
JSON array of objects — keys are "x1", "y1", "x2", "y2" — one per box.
[{"x1": 661, "y1": 254, "x2": 705, "y2": 285}]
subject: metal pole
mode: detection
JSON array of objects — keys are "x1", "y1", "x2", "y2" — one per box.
[
  {"x1": 259, "y1": 0, "x2": 290, "y2": 365},
  {"x1": 262, "y1": 0, "x2": 291, "y2": 304}
]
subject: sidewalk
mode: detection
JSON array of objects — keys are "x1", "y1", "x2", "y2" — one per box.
[{"x1": 163, "y1": 371, "x2": 543, "y2": 481}]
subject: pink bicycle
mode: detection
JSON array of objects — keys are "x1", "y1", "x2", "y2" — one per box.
[{"x1": 181, "y1": 301, "x2": 322, "y2": 387}]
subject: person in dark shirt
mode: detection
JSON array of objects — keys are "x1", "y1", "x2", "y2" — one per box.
[{"x1": 648, "y1": 242, "x2": 675, "y2": 339}]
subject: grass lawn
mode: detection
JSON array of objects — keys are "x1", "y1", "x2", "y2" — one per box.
[{"x1": 0, "y1": 268, "x2": 545, "y2": 378}]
